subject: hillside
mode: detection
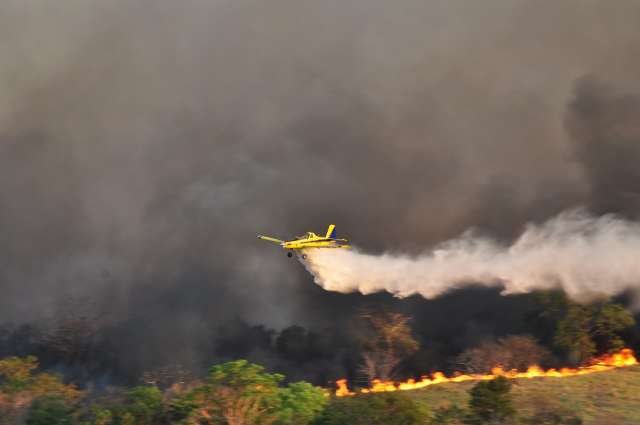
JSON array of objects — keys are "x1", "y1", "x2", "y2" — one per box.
[{"x1": 405, "y1": 365, "x2": 640, "y2": 424}]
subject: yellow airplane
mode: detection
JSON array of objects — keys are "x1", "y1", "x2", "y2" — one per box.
[{"x1": 257, "y1": 224, "x2": 351, "y2": 258}]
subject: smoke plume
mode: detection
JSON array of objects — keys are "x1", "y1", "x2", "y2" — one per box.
[
  {"x1": 2, "y1": 0, "x2": 640, "y2": 382},
  {"x1": 302, "y1": 210, "x2": 640, "y2": 302}
]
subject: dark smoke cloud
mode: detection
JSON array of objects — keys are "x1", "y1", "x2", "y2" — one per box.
[
  {"x1": 1, "y1": 0, "x2": 640, "y2": 377},
  {"x1": 567, "y1": 77, "x2": 640, "y2": 215}
]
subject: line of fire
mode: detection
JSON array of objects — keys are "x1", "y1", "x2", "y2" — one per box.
[{"x1": 334, "y1": 348, "x2": 637, "y2": 397}]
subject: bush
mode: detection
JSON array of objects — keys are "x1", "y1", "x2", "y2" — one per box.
[
  {"x1": 26, "y1": 396, "x2": 75, "y2": 425},
  {"x1": 120, "y1": 386, "x2": 164, "y2": 425},
  {"x1": 465, "y1": 376, "x2": 515, "y2": 425},
  {"x1": 456, "y1": 335, "x2": 549, "y2": 374},
  {"x1": 313, "y1": 392, "x2": 429, "y2": 425},
  {"x1": 275, "y1": 381, "x2": 328, "y2": 425},
  {"x1": 169, "y1": 359, "x2": 327, "y2": 424},
  {"x1": 429, "y1": 405, "x2": 466, "y2": 424}
]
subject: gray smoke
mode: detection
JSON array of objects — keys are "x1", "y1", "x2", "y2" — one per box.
[
  {"x1": 2, "y1": 0, "x2": 640, "y2": 369},
  {"x1": 302, "y1": 210, "x2": 640, "y2": 302}
]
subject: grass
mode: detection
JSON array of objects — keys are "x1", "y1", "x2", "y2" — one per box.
[{"x1": 406, "y1": 365, "x2": 640, "y2": 424}]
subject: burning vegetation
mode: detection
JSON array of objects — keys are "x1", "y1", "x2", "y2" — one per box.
[
  {"x1": 0, "y1": 295, "x2": 639, "y2": 424},
  {"x1": 335, "y1": 348, "x2": 637, "y2": 397}
]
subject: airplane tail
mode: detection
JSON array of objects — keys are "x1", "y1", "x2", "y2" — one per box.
[
  {"x1": 326, "y1": 224, "x2": 337, "y2": 239},
  {"x1": 257, "y1": 235, "x2": 284, "y2": 244}
]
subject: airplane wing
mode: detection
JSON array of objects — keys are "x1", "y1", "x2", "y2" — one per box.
[{"x1": 257, "y1": 235, "x2": 284, "y2": 244}]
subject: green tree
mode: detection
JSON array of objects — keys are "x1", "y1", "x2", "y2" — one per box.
[
  {"x1": 0, "y1": 355, "x2": 39, "y2": 393},
  {"x1": 0, "y1": 356, "x2": 82, "y2": 424},
  {"x1": 465, "y1": 376, "x2": 515, "y2": 425},
  {"x1": 312, "y1": 392, "x2": 429, "y2": 425},
  {"x1": 0, "y1": 356, "x2": 82, "y2": 400},
  {"x1": 26, "y1": 396, "x2": 75, "y2": 425},
  {"x1": 554, "y1": 302, "x2": 635, "y2": 363},
  {"x1": 170, "y1": 359, "x2": 326, "y2": 425},
  {"x1": 89, "y1": 408, "x2": 113, "y2": 425},
  {"x1": 554, "y1": 305, "x2": 596, "y2": 363},
  {"x1": 112, "y1": 386, "x2": 164, "y2": 425},
  {"x1": 592, "y1": 303, "x2": 635, "y2": 352},
  {"x1": 201, "y1": 359, "x2": 283, "y2": 424},
  {"x1": 274, "y1": 382, "x2": 327, "y2": 425}
]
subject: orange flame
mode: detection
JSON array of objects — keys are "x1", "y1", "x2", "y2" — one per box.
[
  {"x1": 335, "y1": 348, "x2": 637, "y2": 396},
  {"x1": 335, "y1": 379, "x2": 356, "y2": 397}
]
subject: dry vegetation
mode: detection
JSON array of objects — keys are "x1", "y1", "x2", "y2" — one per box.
[{"x1": 408, "y1": 364, "x2": 640, "y2": 424}]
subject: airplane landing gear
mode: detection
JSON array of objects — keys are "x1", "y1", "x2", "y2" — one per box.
[
  {"x1": 287, "y1": 252, "x2": 293, "y2": 258},
  {"x1": 302, "y1": 254, "x2": 307, "y2": 260}
]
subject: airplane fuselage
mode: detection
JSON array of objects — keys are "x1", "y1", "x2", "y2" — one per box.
[
  {"x1": 282, "y1": 238, "x2": 350, "y2": 250},
  {"x1": 257, "y1": 225, "x2": 351, "y2": 258}
]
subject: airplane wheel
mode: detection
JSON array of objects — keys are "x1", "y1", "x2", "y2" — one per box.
[
  {"x1": 287, "y1": 252, "x2": 293, "y2": 258},
  {"x1": 302, "y1": 254, "x2": 307, "y2": 260}
]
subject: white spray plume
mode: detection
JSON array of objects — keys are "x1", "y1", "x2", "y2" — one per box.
[{"x1": 300, "y1": 210, "x2": 640, "y2": 302}]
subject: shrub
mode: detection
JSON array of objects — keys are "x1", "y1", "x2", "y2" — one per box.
[
  {"x1": 429, "y1": 405, "x2": 466, "y2": 424},
  {"x1": 313, "y1": 392, "x2": 429, "y2": 425},
  {"x1": 170, "y1": 359, "x2": 326, "y2": 424},
  {"x1": 456, "y1": 335, "x2": 549, "y2": 374},
  {"x1": 120, "y1": 386, "x2": 164, "y2": 425},
  {"x1": 26, "y1": 396, "x2": 75, "y2": 425},
  {"x1": 465, "y1": 376, "x2": 515, "y2": 425}
]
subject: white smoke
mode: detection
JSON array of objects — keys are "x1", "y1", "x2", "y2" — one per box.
[{"x1": 300, "y1": 210, "x2": 640, "y2": 302}]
